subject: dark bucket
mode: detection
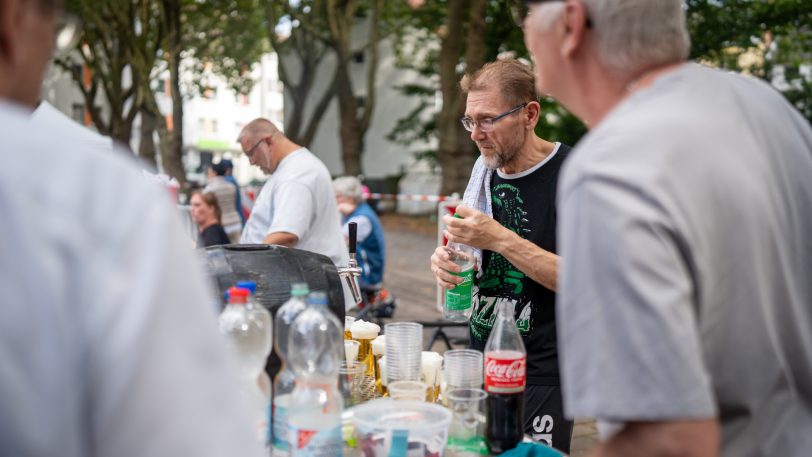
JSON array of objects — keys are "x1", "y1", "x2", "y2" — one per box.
[{"x1": 202, "y1": 244, "x2": 346, "y2": 377}]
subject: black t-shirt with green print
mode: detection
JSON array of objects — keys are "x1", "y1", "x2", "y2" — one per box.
[{"x1": 469, "y1": 143, "x2": 570, "y2": 386}]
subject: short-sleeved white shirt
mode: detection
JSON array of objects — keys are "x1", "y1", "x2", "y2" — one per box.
[
  {"x1": 241, "y1": 148, "x2": 349, "y2": 267},
  {"x1": 0, "y1": 101, "x2": 265, "y2": 457},
  {"x1": 557, "y1": 64, "x2": 812, "y2": 456}
]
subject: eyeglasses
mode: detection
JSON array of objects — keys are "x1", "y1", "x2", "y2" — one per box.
[
  {"x1": 245, "y1": 137, "x2": 267, "y2": 157},
  {"x1": 510, "y1": 0, "x2": 592, "y2": 29},
  {"x1": 245, "y1": 132, "x2": 276, "y2": 157},
  {"x1": 460, "y1": 102, "x2": 528, "y2": 133}
]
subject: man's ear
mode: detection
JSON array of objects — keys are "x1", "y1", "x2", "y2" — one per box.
[
  {"x1": 561, "y1": 0, "x2": 589, "y2": 58},
  {"x1": 525, "y1": 100, "x2": 542, "y2": 130}
]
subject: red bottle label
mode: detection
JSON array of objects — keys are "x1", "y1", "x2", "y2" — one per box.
[{"x1": 485, "y1": 351, "x2": 526, "y2": 393}]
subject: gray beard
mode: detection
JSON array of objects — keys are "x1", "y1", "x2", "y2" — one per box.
[{"x1": 482, "y1": 147, "x2": 517, "y2": 170}]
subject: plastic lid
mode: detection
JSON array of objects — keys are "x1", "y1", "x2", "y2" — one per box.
[
  {"x1": 227, "y1": 287, "x2": 249, "y2": 304},
  {"x1": 307, "y1": 291, "x2": 328, "y2": 306},
  {"x1": 235, "y1": 281, "x2": 256, "y2": 294},
  {"x1": 291, "y1": 282, "x2": 309, "y2": 296}
]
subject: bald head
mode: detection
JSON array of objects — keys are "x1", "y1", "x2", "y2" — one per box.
[{"x1": 238, "y1": 118, "x2": 280, "y2": 143}]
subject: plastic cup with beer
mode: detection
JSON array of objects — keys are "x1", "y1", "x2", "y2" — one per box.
[
  {"x1": 421, "y1": 351, "x2": 444, "y2": 403},
  {"x1": 378, "y1": 355, "x2": 388, "y2": 397},
  {"x1": 350, "y1": 320, "x2": 381, "y2": 378},
  {"x1": 372, "y1": 335, "x2": 386, "y2": 396},
  {"x1": 344, "y1": 315, "x2": 356, "y2": 340},
  {"x1": 344, "y1": 339, "x2": 360, "y2": 365}
]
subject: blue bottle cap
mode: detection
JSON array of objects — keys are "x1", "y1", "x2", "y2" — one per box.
[
  {"x1": 308, "y1": 291, "x2": 328, "y2": 306},
  {"x1": 236, "y1": 281, "x2": 257, "y2": 294}
]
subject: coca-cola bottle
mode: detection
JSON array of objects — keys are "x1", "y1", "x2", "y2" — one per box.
[{"x1": 483, "y1": 300, "x2": 527, "y2": 453}]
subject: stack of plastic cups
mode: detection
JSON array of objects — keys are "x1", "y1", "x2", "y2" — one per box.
[
  {"x1": 442, "y1": 349, "x2": 484, "y2": 404},
  {"x1": 384, "y1": 322, "x2": 423, "y2": 385}
]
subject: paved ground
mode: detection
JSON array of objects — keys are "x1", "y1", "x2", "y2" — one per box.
[{"x1": 374, "y1": 213, "x2": 599, "y2": 456}]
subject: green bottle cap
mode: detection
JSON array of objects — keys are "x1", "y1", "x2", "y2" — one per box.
[{"x1": 291, "y1": 282, "x2": 309, "y2": 296}]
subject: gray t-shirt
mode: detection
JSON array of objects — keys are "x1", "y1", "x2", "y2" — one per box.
[{"x1": 557, "y1": 63, "x2": 812, "y2": 456}]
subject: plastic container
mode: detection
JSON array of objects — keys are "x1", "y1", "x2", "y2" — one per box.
[
  {"x1": 288, "y1": 292, "x2": 344, "y2": 456},
  {"x1": 218, "y1": 286, "x2": 272, "y2": 448},
  {"x1": 272, "y1": 282, "x2": 309, "y2": 457},
  {"x1": 352, "y1": 399, "x2": 452, "y2": 457}
]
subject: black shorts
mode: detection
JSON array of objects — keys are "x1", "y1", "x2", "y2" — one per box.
[{"x1": 523, "y1": 384, "x2": 574, "y2": 453}]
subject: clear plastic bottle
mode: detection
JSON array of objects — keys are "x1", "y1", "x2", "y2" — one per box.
[
  {"x1": 444, "y1": 214, "x2": 476, "y2": 322},
  {"x1": 218, "y1": 286, "x2": 273, "y2": 450},
  {"x1": 272, "y1": 282, "x2": 310, "y2": 457},
  {"x1": 236, "y1": 280, "x2": 274, "y2": 448},
  {"x1": 288, "y1": 291, "x2": 344, "y2": 456},
  {"x1": 483, "y1": 300, "x2": 527, "y2": 454}
]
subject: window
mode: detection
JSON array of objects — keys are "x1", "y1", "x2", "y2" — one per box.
[
  {"x1": 71, "y1": 103, "x2": 84, "y2": 124},
  {"x1": 352, "y1": 50, "x2": 365, "y2": 64}
]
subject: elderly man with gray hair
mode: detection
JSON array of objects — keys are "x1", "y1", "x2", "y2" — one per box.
[{"x1": 519, "y1": 1, "x2": 812, "y2": 456}]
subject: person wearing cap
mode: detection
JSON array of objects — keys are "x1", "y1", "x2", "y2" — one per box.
[
  {"x1": 429, "y1": 59, "x2": 574, "y2": 452},
  {"x1": 520, "y1": 0, "x2": 812, "y2": 455},
  {"x1": 237, "y1": 118, "x2": 349, "y2": 269},
  {"x1": 0, "y1": 1, "x2": 266, "y2": 456},
  {"x1": 204, "y1": 160, "x2": 242, "y2": 243}
]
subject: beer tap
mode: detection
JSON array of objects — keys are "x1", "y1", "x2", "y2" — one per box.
[{"x1": 337, "y1": 222, "x2": 363, "y2": 306}]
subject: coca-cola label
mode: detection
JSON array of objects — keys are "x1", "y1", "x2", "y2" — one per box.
[{"x1": 485, "y1": 351, "x2": 526, "y2": 393}]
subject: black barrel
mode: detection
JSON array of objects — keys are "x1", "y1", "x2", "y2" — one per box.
[{"x1": 202, "y1": 244, "x2": 346, "y2": 377}]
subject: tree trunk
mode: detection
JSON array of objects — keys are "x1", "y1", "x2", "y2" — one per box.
[
  {"x1": 161, "y1": 0, "x2": 186, "y2": 185},
  {"x1": 336, "y1": 60, "x2": 363, "y2": 175},
  {"x1": 110, "y1": 120, "x2": 134, "y2": 151},
  {"x1": 436, "y1": 0, "x2": 468, "y2": 196},
  {"x1": 138, "y1": 108, "x2": 158, "y2": 168}
]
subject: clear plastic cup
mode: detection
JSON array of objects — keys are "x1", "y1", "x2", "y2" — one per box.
[
  {"x1": 389, "y1": 380, "x2": 429, "y2": 401},
  {"x1": 384, "y1": 322, "x2": 423, "y2": 383},
  {"x1": 445, "y1": 388, "x2": 488, "y2": 456},
  {"x1": 443, "y1": 349, "x2": 483, "y2": 390},
  {"x1": 338, "y1": 360, "x2": 366, "y2": 407}
]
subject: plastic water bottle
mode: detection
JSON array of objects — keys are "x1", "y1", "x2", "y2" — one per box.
[
  {"x1": 272, "y1": 283, "x2": 310, "y2": 457},
  {"x1": 288, "y1": 292, "x2": 344, "y2": 456},
  {"x1": 236, "y1": 281, "x2": 273, "y2": 447},
  {"x1": 444, "y1": 214, "x2": 476, "y2": 322},
  {"x1": 218, "y1": 286, "x2": 273, "y2": 450}
]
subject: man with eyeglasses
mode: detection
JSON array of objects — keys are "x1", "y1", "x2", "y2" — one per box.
[
  {"x1": 0, "y1": 1, "x2": 266, "y2": 457},
  {"x1": 431, "y1": 58, "x2": 573, "y2": 452},
  {"x1": 237, "y1": 118, "x2": 349, "y2": 269},
  {"x1": 521, "y1": 1, "x2": 812, "y2": 456}
]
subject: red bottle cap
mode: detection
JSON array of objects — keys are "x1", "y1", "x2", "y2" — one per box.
[{"x1": 227, "y1": 287, "x2": 249, "y2": 304}]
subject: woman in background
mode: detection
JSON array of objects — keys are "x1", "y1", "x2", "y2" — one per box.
[{"x1": 190, "y1": 191, "x2": 231, "y2": 247}]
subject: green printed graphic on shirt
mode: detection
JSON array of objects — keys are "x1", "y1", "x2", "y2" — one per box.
[{"x1": 470, "y1": 183, "x2": 534, "y2": 343}]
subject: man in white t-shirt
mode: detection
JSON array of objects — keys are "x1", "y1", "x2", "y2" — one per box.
[
  {"x1": 0, "y1": 1, "x2": 265, "y2": 456},
  {"x1": 521, "y1": 1, "x2": 812, "y2": 456},
  {"x1": 238, "y1": 118, "x2": 349, "y2": 268}
]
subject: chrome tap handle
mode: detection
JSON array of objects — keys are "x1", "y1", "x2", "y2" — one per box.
[{"x1": 339, "y1": 221, "x2": 363, "y2": 305}]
